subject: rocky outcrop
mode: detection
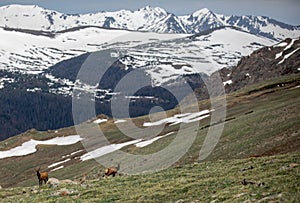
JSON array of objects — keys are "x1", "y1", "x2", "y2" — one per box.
[{"x1": 216, "y1": 37, "x2": 300, "y2": 93}]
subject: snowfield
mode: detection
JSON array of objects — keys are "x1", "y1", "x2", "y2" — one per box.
[
  {"x1": 0, "y1": 135, "x2": 82, "y2": 159},
  {"x1": 0, "y1": 26, "x2": 184, "y2": 74},
  {"x1": 0, "y1": 25, "x2": 276, "y2": 90},
  {"x1": 116, "y1": 27, "x2": 276, "y2": 85}
]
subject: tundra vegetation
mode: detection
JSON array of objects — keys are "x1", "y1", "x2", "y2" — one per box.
[{"x1": 0, "y1": 73, "x2": 299, "y2": 202}]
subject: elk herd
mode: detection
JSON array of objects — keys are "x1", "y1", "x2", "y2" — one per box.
[{"x1": 35, "y1": 164, "x2": 120, "y2": 186}]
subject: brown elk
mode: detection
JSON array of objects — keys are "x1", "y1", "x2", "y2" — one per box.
[
  {"x1": 35, "y1": 167, "x2": 48, "y2": 186},
  {"x1": 104, "y1": 163, "x2": 120, "y2": 177}
]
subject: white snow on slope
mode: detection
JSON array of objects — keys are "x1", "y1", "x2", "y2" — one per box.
[
  {"x1": 284, "y1": 38, "x2": 296, "y2": 51},
  {"x1": 143, "y1": 110, "x2": 211, "y2": 127},
  {"x1": 135, "y1": 132, "x2": 175, "y2": 148},
  {"x1": 275, "y1": 52, "x2": 282, "y2": 59},
  {"x1": 0, "y1": 78, "x2": 14, "y2": 89},
  {"x1": 274, "y1": 42, "x2": 288, "y2": 47},
  {"x1": 123, "y1": 27, "x2": 275, "y2": 85},
  {"x1": 114, "y1": 120, "x2": 127, "y2": 124},
  {"x1": 50, "y1": 166, "x2": 64, "y2": 172},
  {"x1": 278, "y1": 47, "x2": 300, "y2": 64},
  {"x1": 0, "y1": 26, "x2": 185, "y2": 74},
  {"x1": 0, "y1": 26, "x2": 275, "y2": 88},
  {"x1": 80, "y1": 139, "x2": 142, "y2": 161},
  {"x1": 62, "y1": 149, "x2": 83, "y2": 158},
  {"x1": 48, "y1": 158, "x2": 71, "y2": 168},
  {"x1": 93, "y1": 118, "x2": 108, "y2": 124},
  {"x1": 223, "y1": 80, "x2": 233, "y2": 86},
  {"x1": 0, "y1": 135, "x2": 82, "y2": 159},
  {"x1": 1, "y1": 5, "x2": 299, "y2": 41},
  {"x1": 0, "y1": 5, "x2": 171, "y2": 33}
]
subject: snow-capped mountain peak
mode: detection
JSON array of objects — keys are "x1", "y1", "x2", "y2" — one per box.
[
  {"x1": 138, "y1": 5, "x2": 168, "y2": 16},
  {"x1": 0, "y1": 4, "x2": 299, "y2": 40},
  {"x1": 192, "y1": 8, "x2": 212, "y2": 17}
]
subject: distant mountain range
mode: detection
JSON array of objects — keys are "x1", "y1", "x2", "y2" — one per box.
[
  {"x1": 0, "y1": 4, "x2": 300, "y2": 41},
  {"x1": 0, "y1": 4, "x2": 299, "y2": 141}
]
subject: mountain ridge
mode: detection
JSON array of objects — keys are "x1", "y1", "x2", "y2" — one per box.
[{"x1": 0, "y1": 4, "x2": 299, "y2": 40}]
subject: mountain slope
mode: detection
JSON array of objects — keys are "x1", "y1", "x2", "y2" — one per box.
[
  {"x1": 0, "y1": 73, "x2": 299, "y2": 189},
  {"x1": 0, "y1": 26, "x2": 295, "y2": 141},
  {"x1": 0, "y1": 152, "x2": 299, "y2": 202},
  {"x1": 0, "y1": 4, "x2": 299, "y2": 40},
  {"x1": 214, "y1": 37, "x2": 300, "y2": 93}
]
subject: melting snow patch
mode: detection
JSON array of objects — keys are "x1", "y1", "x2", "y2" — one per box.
[
  {"x1": 275, "y1": 52, "x2": 282, "y2": 59},
  {"x1": 278, "y1": 47, "x2": 300, "y2": 64},
  {"x1": 93, "y1": 118, "x2": 108, "y2": 124},
  {"x1": 26, "y1": 87, "x2": 42, "y2": 92},
  {"x1": 223, "y1": 80, "x2": 233, "y2": 86},
  {"x1": 135, "y1": 132, "x2": 175, "y2": 148},
  {"x1": 0, "y1": 78, "x2": 14, "y2": 89},
  {"x1": 80, "y1": 139, "x2": 142, "y2": 161},
  {"x1": 48, "y1": 158, "x2": 71, "y2": 168},
  {"x1": 50, "y1": 166, "x2": 64, "y2": 172},
  {"x1": 0, "y1": 135, "x2": 82, "y2": 159},
  {"x1": 274, "y1": 42, "x2": 288, "y2": 47},
  {"x1": 114, "y1": 120, "x2": 127, "y2": 124},
  {"x1": 284, "y1": 39, "x2": 296, "y2": 51},
  {"x1": 143, "y1": 110, "x2": 210, "y2": 127},
  {"x1": 70, "y1": 149, "x2": 84, "y2": 156}
]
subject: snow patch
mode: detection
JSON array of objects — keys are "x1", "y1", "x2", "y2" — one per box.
[
  {"x1": 143, "y1": 110, "x2": 210, "y2": 127},
  {"x1": 114, "y1": 120, "x2": 127, "y2": 124},
  {"x1": 26, "y1": 87, "x2": 42, "y2": 92},
  {"x1": 274, "y1": 42, "x2": 288, "y2": 47},
  {"x1": 284, "y1": 39, "x2": 296, "y2": 51},
  {"x1": 93, "y1": 118, "x2": 108, "y2": 124},
  {"x1": 275, "y1": 52, "x2": 282, "y2": 59},
  {"x1": 0, "y1": 135, "x2": 82, "y2": 159},
  {"x1": 223, "y1": 80, "x2": 233, "y2": 86},
  {"x1": 80, "y1": 139, "x2": 142, "y2": 161},
  {"x1": 50, "y1": 166, "x2": 64, "y2": 172},
  {"x1": 48, "y1": 158, "x2": 71, "y2": 168},
  {"x1": 0, "y1": 78, "x2": 14, "y2": 89},
  {"x1": 135, "y1": 132, "x2": 174, "y2": 148},
  {"x1": 62, "y1": 149, "x2": 83, "y2": 158},
  {"x1": 278, "y1": 47, "x2": 300, "y2": 64}
]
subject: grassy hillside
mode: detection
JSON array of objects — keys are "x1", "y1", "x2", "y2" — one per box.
[
  {"x1": 0, "y1": 152, "x2": 299, "y2": 202},
  {"x1": 0, "y1": 73, "x2": 299, "y2": 202}
]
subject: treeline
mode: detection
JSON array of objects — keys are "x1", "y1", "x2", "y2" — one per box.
[{"x1": 0, "y1": 89, "x2": 73, "y2": 141}]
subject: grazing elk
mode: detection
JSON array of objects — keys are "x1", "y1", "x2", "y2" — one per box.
[
  {"x1": 35, "y1": 167, "x2": 48, "y2": 186},
  {"x1": 104, "y1": 163, "x2": 120, "y2": 177}
]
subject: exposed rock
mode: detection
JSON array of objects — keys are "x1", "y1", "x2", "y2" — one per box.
[
  {"x1": 207, "y1": 37, "x2": 300, "y2": 95},
  {"x1": 289, "y1": 163, "x2": 298, "y2": 168},
  {"x1": 51, "y1": 188, "x2": 77, "y2": 197},
  {"x1": 47, "y1": 177, "x2": 60, "y2": 188},
  {"x1": 60, "y1": 179, "x2": 78, "y2": 185}
]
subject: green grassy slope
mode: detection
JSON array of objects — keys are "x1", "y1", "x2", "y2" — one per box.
[{"x1": 0, "y1": 152, "x2": 299, "y2": 202}]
